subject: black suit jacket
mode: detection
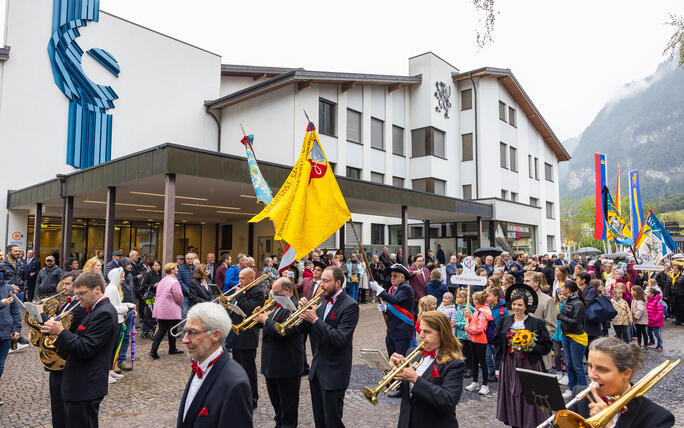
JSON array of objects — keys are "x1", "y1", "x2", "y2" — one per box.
[
  {"x1": 260, "y1": 295, "x2": 304, "y2": 379},
  {"x1": 188, "y1": 279, "x2": 213, "y2": 307},
  {"x1": 398, "y1": 354, "x2": 465, "y2": 428},
  {"x1": 299, "y1": 290, "x2": 359, "y2": 390},
  {"x1": 570, "y1": 386, "x2": 674, "y2": 428},
  {"x1": 25, "y1": 258, "x2": 41, "y2": 286},
  {"x1": 378, "y1": 282, "x2": 415, "y2": 340},
  {"x1": 177, "y1": 352, "x2": 253, "y2": 428},
  {"x1": 227, "y1": 285, "x2": 265, "y2": 350},
  {"x1": 493, "y1": 315, "x2": 552, "y2": 370},
  {"x1": 54, "y1": 298, "x2": 118, "y2": 401}
]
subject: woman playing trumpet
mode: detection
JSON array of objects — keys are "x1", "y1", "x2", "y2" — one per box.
[
  {"x1": 569, "y1": 337, "x2": 674, "y2": 428},
  {"x1": 390, "y1": 310, "x2": 465, "y2": 428}
]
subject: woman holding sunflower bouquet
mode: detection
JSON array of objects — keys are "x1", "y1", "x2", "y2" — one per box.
[{"x1": 493, "y1": 285, "x2": 552, "y2": 428}]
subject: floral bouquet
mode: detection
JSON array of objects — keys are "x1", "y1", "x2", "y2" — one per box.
[{"x1": 508, "y1": 329, "x2": 537, "y2": 353}]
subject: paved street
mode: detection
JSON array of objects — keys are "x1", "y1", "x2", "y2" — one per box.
[{"x1": 1, "y1": 303, "x2": 682, "y2": 427}]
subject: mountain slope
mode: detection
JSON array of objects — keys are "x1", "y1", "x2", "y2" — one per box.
[{"x1": 560, "y1": 60, "x2": 684, "y2": 203}]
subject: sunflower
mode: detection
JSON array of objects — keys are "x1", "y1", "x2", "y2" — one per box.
[{"x1": 518, "y1": 330, "x2": 532, "y2": 346}]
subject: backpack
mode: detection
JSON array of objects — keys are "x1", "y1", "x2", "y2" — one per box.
[
  {"x1": 485, "y1": 306, "x2": 505, "y2": 342},
  {"x1": 586, "y1": 295, "x2": 618, "y2": 322}
]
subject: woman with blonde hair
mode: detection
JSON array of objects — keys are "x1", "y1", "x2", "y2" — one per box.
[
  {"x1": 82, "y1": 256, "x2": 102, "y2": 274},
  {"x1": 391, "y1": 310, "x2": 465, "y2": 428},
  {"x1": 149, "y1": 263, "x2": 184, "y2": 359}
]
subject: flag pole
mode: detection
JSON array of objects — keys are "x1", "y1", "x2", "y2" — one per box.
[{"x1": 349, "y1": 220, "x2": 388, "y2": 328}]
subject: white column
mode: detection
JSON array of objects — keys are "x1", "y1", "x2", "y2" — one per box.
[
  {"x1": 404, "y1": 86, "x2": 411, "y2": 189},
  {"x1": 384, "y1": 88, "x2": 393, "y2": 184},
  {"x1": 362, "y1": 85, "x2": 372, "y2": 181},
  {"x1": 337, "y1": 86, "x2": 348, "y2": 174}
]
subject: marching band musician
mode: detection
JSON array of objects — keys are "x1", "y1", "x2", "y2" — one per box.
[
  {"x1": 253, "y1": 277, "x2": 305, "y2": 428},
  {"x1": 225, "y1": 268, "x2": 265, "y2": 410},
  {"x1": 297, "y1": 259, "x2": 325, "y2": 375},
  {"x1": 389, "y1": 311, "x2": 465, "y2": 428},
  {"x1": 297, "y1": 265, "x2": 359, "y2": 428},
  {"x1": 568, "y1": 337, "x2": 674, "y2": 428},
  {"x1": 44, "y1": 270, "x2": 88, "y2": 428},
  {"x1": 41, "y1": 272, "x2": 118, "y2": 428}
]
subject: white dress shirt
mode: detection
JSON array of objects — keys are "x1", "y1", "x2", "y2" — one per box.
[
  {"x1": 311, "y1": 279, "x2": 322, "y2": 297},
  {"x1": 410, "y1": 353, "x2": 436, "y2": 395},
  {"x1": 323, "y1": 288, "x2": 344, "y2": 320},
  {"x1": 183, "y1": 346, "x2": 223, "y2": 420}
]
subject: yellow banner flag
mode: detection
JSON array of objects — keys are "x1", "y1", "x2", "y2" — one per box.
[{"x1": 249, "y1": 122, "x2": 351, "y2": 259}]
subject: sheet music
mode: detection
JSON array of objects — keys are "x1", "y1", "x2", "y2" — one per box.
[
  {"x1": 360, "y1": 348, "x2": 392, "y2": 371},
  {"x1": 272, "y1": 294, "x2": 297, "y2": 312},
  {"x1": 23, "y1": 302, "x2": 43, "y2": 324}
]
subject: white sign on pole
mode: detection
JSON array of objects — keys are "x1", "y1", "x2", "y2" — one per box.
[
  {"x1": 633, "y1": 253, "x2": 665, "y2": 272},
  {"x1": 450, "y1": 256, "x2": 488, "y2": 286}
]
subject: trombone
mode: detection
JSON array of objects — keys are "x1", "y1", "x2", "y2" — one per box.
[
  {"x1": 544, "y1": 359, "x2": 680, "y2": 428},
  {"x1": 363, "y1": 342, "x2": 425, "y2": 405},
  {"x1": 170, "y1": 273, "x2": 269, "y2": 337},
  {"x1": 232, "y1": 299, "x2": 277, "y2": 335},
  {"x1": 274, "y1": 289, "x2": 325, "y2": 336}
]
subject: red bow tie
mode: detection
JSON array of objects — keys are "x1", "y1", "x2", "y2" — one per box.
[
  {"x1": 192, "y1": 352, "x2": 223, "y2": 379},
  {"x1": 600, "y1": 396, "x2": 629, "y2": 415},
  {"x1": 326, "y1": 298, "x2": 334, "y2": 304},
  {"x1": 422, "y1": 349, "x2": 436, "y2": 359},
  {"x1": 275, "y1": 303, "x2": 282, "y2": 309},
  {"x1": 86, "y1": 307, "x2": 92, "y2": 314},
  {"x1": 66, "y1": 297, "x2": 72, "y2": 303}
]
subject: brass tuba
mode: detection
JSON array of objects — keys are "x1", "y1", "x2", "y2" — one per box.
[
  {"x1": 550, "y1": 359, "x2": 681, "y2": 428},
  {"x1": 363, "y1": 342, "x2": 426, "y2": 405}
]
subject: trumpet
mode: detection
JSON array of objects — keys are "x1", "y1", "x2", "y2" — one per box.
[
  {"x1": 232, "y1": 299, "x2": 276, "y2": 335},
  {"x1": 274, "y1": 289, "x2": 325, "y2": 336},
  {"x1": 546, "y1": 359, "x2": 680, "y2": 428},
  {"x1": 170, "y1": 274, "x2": 269, "y2": 337},
  {"x1": 363, "y1": 342, "x2": 425, "y2": 405}
]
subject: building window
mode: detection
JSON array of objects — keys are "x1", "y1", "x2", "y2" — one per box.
[
  {"x1": 413, "y1": 178, "x2": 446, "y2": 195},
  {"x1": 510, "y1": 147, "x2": 518, "y2": 172},
  {"x1": 499, "y1": 101, "x2": 506, "y2": 121},
  {"x1": 346, "y1": 108, "x2": 361, "y2": 143},
  {"x1": 534, "y1": 157, "x2": 539, "y2": 180},
  {"x1": 511, "y1": 192, "x2": 518, "y2": 202},
  {"x1": 371, "y1": 117, "x2": 384, "y2": 150},
  {"x1": 370, "y1": 172, "x2": 384, "y2": 184},
  {"x1": 346, "y1": 166, "x2": 361, "y2": 180},
  {"x1": 345, "y1": 222, "x2": 362, "y2": 246},
  {"x1": 529, "y1": 197, "x2": 539, "y2": 207},
  {"x1": 462, "y1": 184, "x2": 472, "y2": 200},
  {"x1": 319, "y1": 98, "x2": 336, "y2": 136},
  {"x1": 546, "y1": 201, "x2": 554, "y2": 219},
  {"x1": 500, "y1": 142, "x2": 508, "y2": 169},
  {"x1": 409, "y1": 225, "x2": 424, "y2": 239},
  {"x1": 547, "y1": 235, "x2": 555, "y2": 252},
  {"x1": 545, "y1": 163, "x2": 554, "y2": 182},
  {"x1": 461, "y1": 133, "x2": 473, "y2": 161},
  {"x1": 392, "y1": 176, "x2": 404, "y2": 187},
  {"x1": 392, "y1": 125, "x2": 404, "y2": 155},
  {"x1": 461, "y1": 89, "x2": 472, "y2": 110},
  {"x1": 411, "y1": 127, "x2": 446, "y2": 158},
  {"x1": 501, "y1": 189, "x2": 508, "y2": 200},
  {"x1": 528, "y1": 155, "x2": 533, "y2": 178},
  {"x1": 508, "y1": 107, "x2": 516, "y2": 127},
  {"x1": 371, "y1": 223, "x2": 385, "y2": 245}
]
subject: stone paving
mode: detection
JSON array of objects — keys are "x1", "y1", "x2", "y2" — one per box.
[{"x1": 1, "y1": 303, "x2": 682, "y2": 427}]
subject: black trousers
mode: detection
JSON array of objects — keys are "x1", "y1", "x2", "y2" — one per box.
[
  {"x1": 309, "y1": 377, "x2": 345, "y2": 428},
  {"x1": 49, "y1": 371, "x2": 67, "y2": 428},
  {"x1": 233, "y1": 349, "x2": 258, "y2": 408},
  {"x1": 63, "y1": 398, "x2": 102, "y2": 428},
  {"x1": 265, "y1": 375, "x2": 301, "y2": 428},
  {"x1": 671, "y1": 295, "x2": 684, "y2": 323},
  {"x1": 470, "y1": 342, "x2": 488, "y2": 386},
  {"x1": 150, "y1": 319, "x2": 180, "y2": 354},
  {"x1": 385, "y1": 333, "x2": 411, "y2": 358},
  {"x1": 635, "y1": 324, "x2": 649, "y2": 347}
]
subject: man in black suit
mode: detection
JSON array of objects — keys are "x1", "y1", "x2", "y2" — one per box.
[
  {"x1": 253, "y1": 277, "x2": 304, "y2": 428},
  {"x1": 226, "y1": 268, "x2": 265, "y2": 409},
  {"x1": 177, "y1": 302, "x2": 252, "y2": 428},
  {"x1": 41, "y1": 271, "x2": 118, "y2": 428},
  {"x1": 298, "y1": 265, "x2": 359, "y2": 428},
  {"x1": 42, "y1": 270, "x2": 88, "y2": 428},
  {"x1": 24, "y1": 249, "x2": 41, "y2": 302}
]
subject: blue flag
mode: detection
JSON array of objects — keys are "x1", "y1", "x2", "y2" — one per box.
[
  {"x1": 629, "y1": 170, "x2": 644, "y2": 237},
  {"x1": 602, "y1": 186, "x2": 633, "y2": 246},
  {"x1": 645, "y1": 212, "x2": 678, "y2": 255},
  {"x1": 241, "y1": 134, "x2": 273, "y2": 205}
]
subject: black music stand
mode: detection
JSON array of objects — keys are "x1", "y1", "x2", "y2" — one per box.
[{"x1": 516, "y1": 368, "x2": 567, "y2": 412}]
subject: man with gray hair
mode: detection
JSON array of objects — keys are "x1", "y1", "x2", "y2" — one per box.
[{"x1": 178, "y1": 302, "x2": 252, "y2": 427}]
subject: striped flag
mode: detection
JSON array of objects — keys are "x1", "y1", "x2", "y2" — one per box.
[
  {"x1": 629, "y1": 170, "x2": 645, "y2": 238},
  {"x1": 594, "y1": 153, "x2": 608, "y2": 240},
  {"x1": 615, "y1": 163, "x2": 621, "y2": 215}
]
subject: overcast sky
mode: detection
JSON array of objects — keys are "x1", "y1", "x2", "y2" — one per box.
[{"x1": 5, "y1": 1, "x2": 683, "y2": 141}]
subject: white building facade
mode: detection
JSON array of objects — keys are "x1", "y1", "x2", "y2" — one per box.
[{"x1": 1, "y1": 0, "x2": 568, "y2": 265}]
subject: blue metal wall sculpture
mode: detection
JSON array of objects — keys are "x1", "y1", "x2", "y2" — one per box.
[{"x1": 48, "y1": 0, "x2": 119, "y2": 169}]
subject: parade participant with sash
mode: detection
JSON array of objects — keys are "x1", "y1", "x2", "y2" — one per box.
[{"x1": 370, "y1": 264, "x2": 415, "y2": 398}]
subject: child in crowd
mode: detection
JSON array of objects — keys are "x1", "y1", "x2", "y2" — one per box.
[
  {"x1": 646, "y1": 287, "x2": 664, "y2": 351},
  {"x1": 501, "y1": 274, "x2": 515, "y2": 294},
  {"x1": 464, "y1": 291, "x2": 493, "y2": 395},
  {"x1": 630, "y1": 285, "x2": 649, "y2": 351},
  {"x1": 437, "y1": 292, "x2": 457, "y2": 334},
  {"x1": 485, "y1": 287, "x2": 508, "y2": 380},
  {"x1": 552, "y1": 289, "x2": 567, "y2": 385},
  {"x1": 610, "y1": 282, "x2": 632, "y2": 343},
  {"x1": 426, "y1": 269, "x2": 448, "y2": 303},
  {"x1": 415, "y1": 295, "x2": 437, "y2": 334},
  {"x1": 454, "y1": 290, "x2": 474, "y2": 377},
  {"x1": 487, "y1": 276, "x2": 501, "y2": 290}
]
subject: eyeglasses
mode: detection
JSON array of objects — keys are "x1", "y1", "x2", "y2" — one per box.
[
  {"x1": 181, "y1": 328, "x2": 211, "y2": 338},
  {"x1": 73, "y1": 290, "x2": 89, "y2": 298}
]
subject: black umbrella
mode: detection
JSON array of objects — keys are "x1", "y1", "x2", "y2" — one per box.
[
  {"x1": 604, "y1": 251, "x2": 629, "y2": 260},
  {"x1": 473, "y1": 247, "x2": 504, "y2": 258},
  {"x1": 574, "y1": 247, "x2": 602, "y2": 256}
]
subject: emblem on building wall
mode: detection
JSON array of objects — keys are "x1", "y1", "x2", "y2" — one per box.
[
  {"x1": 48, "y1": 0, "x2": 120, "y2": 169},
  {"x1": 434, "y1": 81, "x2": 452, "y2": 119}
]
